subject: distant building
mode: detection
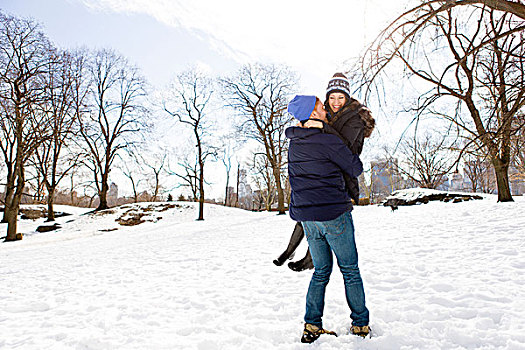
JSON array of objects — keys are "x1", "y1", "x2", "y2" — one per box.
[
  {"x1": 237, "y1": 169, "x2": 255, "y2": 209},
  {"x1": 509, "y1": 166, "x2": 525, "y2": 195},
  {"x1": 448, "y1": 171, "x2": 470, "y2": 191},
  {"x1": 226, "y1": 169, "x2": 257, "y2": 209},
  {"x1": 370, "y1": 158, "x2": 403, "y2": 201},
  {"x1": 437, "y1": 175, "x2": 450, "y2": 191},
  {"x1": 238, "y1": 169, "x2": 250, "y2": 197},
  {"x1": 108, "y1": 182, "x2": 119, "y2": 206},
  {"x1": 225, "y1": 186, "x2": 236, "y2": 206}
]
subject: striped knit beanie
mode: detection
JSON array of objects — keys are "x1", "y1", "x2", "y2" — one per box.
[{"x1": 326, "y1": 73, "x2": 351, "y2": 100}]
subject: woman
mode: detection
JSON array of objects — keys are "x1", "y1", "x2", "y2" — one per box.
[{"x1": 273, "y1": 73, "x2": 375, "y2": 271}]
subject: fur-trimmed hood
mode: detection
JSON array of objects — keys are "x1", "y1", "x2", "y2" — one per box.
[
  {"x1": 345, "y1": 99, "x2": 376, "y2": 138},
  {"x1": 355, "y1": 104, "x2": 375, "y2": 138}
]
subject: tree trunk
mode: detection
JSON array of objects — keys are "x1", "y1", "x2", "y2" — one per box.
[
  {"x1": 493, "y1": 160, "x2": 513, "y2": 202},
  {"x1": 152, "y1": 172, "x2": 160, "y2": 202},
  {"x1": 5, "y1": 170, "x2": 24, "y2": 242},
  {"x1": 224, "y1": 172, "x2": 230, "y2": 207},
  {"x1": 46, "y1": 186, "x2": 56, "y2": 222},
  {"x1": 70, "y1": 174, "x2": 76, "y2": 206},
  {"x1": 272, "y1": 165, "x2": 286, "y2": 215},
  {"x1": 235, "y1": 164, "x2": 240, "y2": 208},
  {"x1": 466, "y1": 99, "x2": 514, "y2": 203},
  {"x1": 131, "y1": 178, "x2": 138, "y2": 203},
  {"x1": 198, "y1": 192, "x2": 204, "y2": 220},
  {"x1": 197, "y1": 161, "x2": 205, "y2": 221},
  {"x1": 1, "y1": 186, "x2": 13, "y2": 224},
  {"x1": 4, "y1": 202, "x2": 19, "y2": 241},
  {"x1": 2, "y1": 167, "x2": 15, "y2": 223},
  {"x1": 88, "y1": 195, "x2": 95, "y2": 208},
  {"x1": 265, "y1": 194, "x2": 272, "y2": 212},
  {"x1": 97, "y1": 176, "x2": 110, "y2": 210},
  {"x1": 35, "y1": 173, "x2": 44, "y2": 203},
  {"x1": 5, "y1": 107, "x2": 25, "y2": 241},
  {"x1": 98, "y1": 192, "x2": 109, "y2": 210}
]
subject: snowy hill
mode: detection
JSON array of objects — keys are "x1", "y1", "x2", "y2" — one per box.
[{"x1": 1, "y1": 198, "x2": 525, "y2": 349}]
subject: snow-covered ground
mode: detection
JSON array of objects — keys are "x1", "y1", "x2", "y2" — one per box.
[{"x1": 1, "y1": 197, "x2": 524, "y2": 349}]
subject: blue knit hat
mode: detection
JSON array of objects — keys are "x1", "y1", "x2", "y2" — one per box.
[{"x1": 287, "y1": 95, "x2": 316, "y2": 121}]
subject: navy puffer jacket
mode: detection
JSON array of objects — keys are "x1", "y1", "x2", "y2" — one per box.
[{"x1": 287, "y1": 126, "x2": 363, "y2": 222}]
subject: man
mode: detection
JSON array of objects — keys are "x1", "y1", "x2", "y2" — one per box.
[{"x1": 286, "y1": 95, "x2": 370, "y2": 343}]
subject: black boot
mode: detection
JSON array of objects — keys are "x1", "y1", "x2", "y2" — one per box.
[
  {"x1": 273, "y1": 252, "x2": 295, "y2": 266},
  {"x1": 273, "y1": 222, "x2": 304, "y2": 266},
  {"x1": 288, "y1": 249, "x2": 314, "y2": 272}
]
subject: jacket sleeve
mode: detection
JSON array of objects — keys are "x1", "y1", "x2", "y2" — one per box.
[
  {"x1": 338, "y1": 117, "x2": 365, "y2": 155},
  {"x1": 323, "y1": 115, "x2": 365, "y2": 155},
  {"x1": 328, "y1": 142, "x2": 363, "y2": 178},
  {"x1": 322, "y1": 123, "x2": 345, "y2": 141}
]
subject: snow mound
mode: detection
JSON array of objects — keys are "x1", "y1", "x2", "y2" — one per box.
[
  {"x1": 383, "y1": 188, "x2": 484, "y2": 206},
  {"x1": 4, "y1": 202, "x2": 256, "y2": 247}
]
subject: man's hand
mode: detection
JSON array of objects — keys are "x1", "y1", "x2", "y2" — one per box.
[{"x1": 303, "y1": 120, "x2": 323, "y2": 129}]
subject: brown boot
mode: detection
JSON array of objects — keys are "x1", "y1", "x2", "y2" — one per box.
[
  {"x1": 350, "y1": 325, "x2": 371, "y2": 338},
  {"x1": 301, "y1": 323, "x2": 337, "y2": 343}
]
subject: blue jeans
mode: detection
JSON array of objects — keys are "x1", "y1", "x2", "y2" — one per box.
[{"x1": 302, "y1": 211, "x2": 369, "y2": 327}]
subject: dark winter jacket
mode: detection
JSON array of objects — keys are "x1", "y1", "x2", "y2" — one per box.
[
  {"x1": 322, "y1": 99, "x2": 375, "y2": 203},
  {"x1": 287, "y1": 126, "x2": 363, "y2": 222}
]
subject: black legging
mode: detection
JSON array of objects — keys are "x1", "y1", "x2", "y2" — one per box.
[{"x1": 274, "y1": 222, "x2": 313, "y2": 271}]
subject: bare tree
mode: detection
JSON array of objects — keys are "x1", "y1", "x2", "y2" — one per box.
[
  {"x1": 397, "y1": 133, "x2": 455, "y2": 189},
  {"x1": 119, "y1": 149, "x2": 144, "y2": 203},
  {"x1": 463, "y1": 152, "x2": 497, "y2": 193},
  {"x1": 219, "y1": 137, "x2": 238, "y2": 206},
  {"x1": 358, "y1": 5, "x2": 525, "y2": 202},
  {"x1": 164, "y1": 68, "x2": 217, "y2": 220},
  {"x1": 31, "y1": 50, "x2": 86, "y2": 221},
  {"x1": 369, "y1": 158, "x2": 406, "y2": 201},
  {"x1": 249, "y1": 153, "x2": 276, "y2": 211},
  {"x1": 79, "y1": 49, "x2": 147, "y2": 211},
  {"x1": 376, "y1": 1, "x2": 525, "y2": 35},
  {"x1": 66, "y1": 167, "x2": 84, "y2": 206},
  {"x1": 167, "y1": 153, "x2": 199, "y2": 202},
  {"x1": 222, "y1": 154, "x2": 232, "y2": 207},
  {"x1": 465, "y1": 0, "x2": 525, "y2": 19},
  {"x1": 142, "y1": 150, "x2": 168, "y2": 202},
  {"x1": 511, "y1": 112, "x2": 525, "y2": 174},
  {"x1": 235, "y1": 163, "x2": 240, "y2": 207},
  {"x1": 221, "y1": 63, "x2": 296, "y2": 214},
  {"x1": 0, "y1": 13, "x2": 53, "y2": 240},
  {"x1": 23, "y1": 167, "x2": 46, "y2": 204}
]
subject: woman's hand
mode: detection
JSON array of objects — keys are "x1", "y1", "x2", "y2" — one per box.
[{"x1": 303, "y1": 120, "x2": 323, "y2": 129}]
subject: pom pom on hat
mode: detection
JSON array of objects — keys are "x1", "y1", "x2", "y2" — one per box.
[
  {"x1": 287, "y1": 95, "x2": 316, "y2": 121},
  {"x1": 326, "y1": 73, "x2": 351, "y2": 99}
]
